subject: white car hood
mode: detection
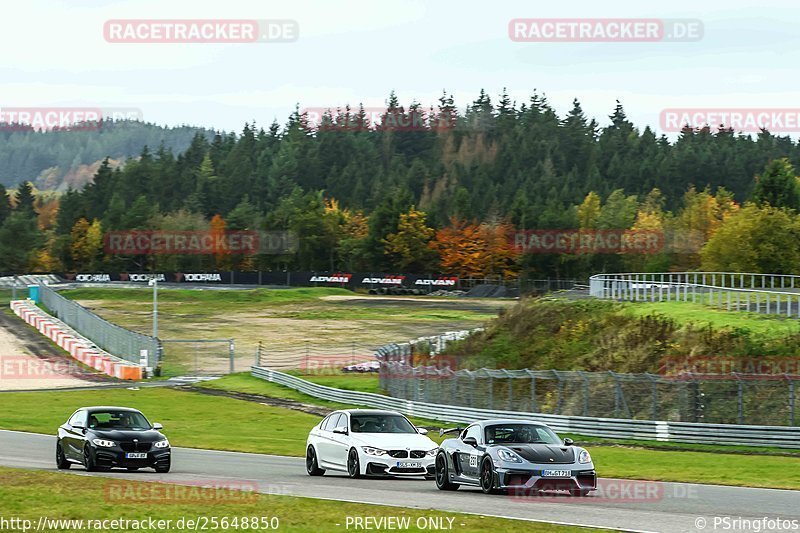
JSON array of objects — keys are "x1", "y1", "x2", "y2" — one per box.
[{"x1": 349, "y1": 432, "x2": 437, "y2": 450}]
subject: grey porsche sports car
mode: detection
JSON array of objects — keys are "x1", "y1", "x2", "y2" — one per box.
[{"x1": 434, "y1": 419, "x2": 596, "y2": 496}]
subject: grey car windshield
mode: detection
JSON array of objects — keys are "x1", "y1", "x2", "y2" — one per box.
[
  {"x1": 351, "y1": 414, "x2": 416, "y2": 433},
  {"x1": 485, "y1": 424, "x2": 561, "y2": 445},
  {"x1": 88, "y1": 411, "x2": 151, "y2": 430}
]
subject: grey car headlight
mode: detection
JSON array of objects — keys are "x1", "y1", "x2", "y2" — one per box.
[
  {"x1": 92, "y1": 439, "x2": 115, "y2": 447},
  {"x1": 578, "y1": 450, "x2": 592, "y2": 464},
  {"x1": 361, "y1": 446, "x2": 387, "y2": 456},
  {"x1": 154, "y1": 439, "x2": 170, "y2": 449},
  {"x1": 497, "y1": 449, "x2": 523, "y2": 463}
]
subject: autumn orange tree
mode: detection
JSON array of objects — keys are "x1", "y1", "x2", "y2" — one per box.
[{"x1": 429, "y1": 218, "x2": 519, "y2": 278}]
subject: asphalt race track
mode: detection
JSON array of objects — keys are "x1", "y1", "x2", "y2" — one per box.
[{"x1": 2, "y1": 430, "x2": 798, "y2": 532}]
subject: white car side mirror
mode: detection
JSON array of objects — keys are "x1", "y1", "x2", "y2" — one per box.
[
  {"x1": 332, "y1": 426, "x2": 348, "y2": 435},
  {"x1": 417, "y1": 427, "x2": 429, "y2": 435}
]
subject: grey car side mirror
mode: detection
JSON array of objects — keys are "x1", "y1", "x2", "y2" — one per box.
[{"x1": 563, "y1": 438, "x2": 574, "y2": 446}]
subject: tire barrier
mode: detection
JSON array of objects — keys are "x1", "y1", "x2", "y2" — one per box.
[{"x1": 11, "y1": 300, "x2": 143, "y2": 380}]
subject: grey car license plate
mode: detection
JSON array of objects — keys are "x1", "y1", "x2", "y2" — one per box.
[
  {"x1": 397, "y1": 461, "x2": 421, "y2": 468},
  {"x1": 542, "y1": 469, "x2": 571, "y2": 477},
  {"x1": 126, "y1": 452, "x2": 147, "y2": 459}
]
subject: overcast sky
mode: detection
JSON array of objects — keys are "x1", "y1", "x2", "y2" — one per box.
[{"x1": 5, "y1": 0, "x2": 799, "y2": 136}]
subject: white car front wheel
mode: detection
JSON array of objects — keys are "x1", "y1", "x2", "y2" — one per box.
[{"x1": 347, "y1": 448, "x2": 362, "y2": 478}]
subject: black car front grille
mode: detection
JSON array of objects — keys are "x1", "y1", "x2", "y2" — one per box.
[
  {"x1": 120, "y1": 441, "x2": 152, "y2": 452},
  {"x1": 410, "y1": 450, "x2": 426, "y2": 459},
  {"x1": 388, "y1": 450, "x2": 408, "y2": 458}
]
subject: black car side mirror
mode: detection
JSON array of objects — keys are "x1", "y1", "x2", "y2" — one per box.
[
  {"x1": 463, "y1": 437, "x2": 478, "y2": 447},
  {"x1": 563, "y1": 438, "x2": 574, "y2": 446}
]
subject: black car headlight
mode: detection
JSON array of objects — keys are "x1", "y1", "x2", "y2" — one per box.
[
  {"x1": 154, "y1": 439, "x2": 170, "y2": 449},
  {"x1": 92, "y1": 439, "x2": 115, "y2": 448},
  {"x1": 497, "y1": 449, "x2": 523, "y2": 463},
  {"x1": 361, "y1": 446, "x2": 387, "y2": 456},
  {"x1": 578, "y1": 450, "x2": 592, "y2": 464}
]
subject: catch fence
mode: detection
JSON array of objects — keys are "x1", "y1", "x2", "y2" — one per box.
[
  {"x1": 37, "y1": 283, "x2": 160, "y2": 368},
  {"x1": 379, "y1": 363, "x2": 799, "y2": 426}
]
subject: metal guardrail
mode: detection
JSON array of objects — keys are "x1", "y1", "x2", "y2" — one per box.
[
  {"x1": 250, "y1": 366, "x2": 800, "y2": 448},
  {"x1": 38, "y1": 283, "x2": 160, "y2": 367},
  {"x1": 590, "y1": 272, "x2": 800, "y2": 316}
]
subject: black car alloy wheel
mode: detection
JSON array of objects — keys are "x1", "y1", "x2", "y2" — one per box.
[
  {"x1": 56, "y1": 442, "x2": 70, "y2": 470},
  {"x1": 480, "y1": 457, "x2": 499, "y2": 494},
  {"x1": 83, "y1": 446, "x2": 97, "y2": 472},
  {"x1": 435, "y1": 452, "x2": 458, "y2": 491},
  {"x1": 347, "y1": 448, "x2": 361, "y2": 478}
]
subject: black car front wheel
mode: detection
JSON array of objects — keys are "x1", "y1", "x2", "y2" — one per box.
[
  {"x1": 434, "y1": 452, "x2": 459, "y2": 491},
  {"x1": 83, "y1": 446, "x2": 97, "y2": 472},
  {"x1": 154, "y1": 459, "x2": 171, "y2": 473},
  {"x1": 56, "y1": 442, "x2": 70, "y2": 470},
  {"x1": 347, "y1": 448, "x2": 361, "y2": 478},
  {"x1": 480, "y1": 457, "x2": 502, "y2": 494},
  {"x1": 306, "y1": 446, "x2": 325, "y2": 476}
]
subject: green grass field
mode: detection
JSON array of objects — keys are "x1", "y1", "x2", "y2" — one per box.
[
  {"x1": 623, "y1": 300, "x2": 800, "y2": 339},
  {"x1": 2, "y1": 384, "x2": 800, "y2": 490},
  {"x1": 0, "y1": 467, "x2": 596, "y2": 533}
]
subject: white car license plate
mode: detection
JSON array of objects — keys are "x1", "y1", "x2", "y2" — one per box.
[
  {"x1": 397, "y1": 461, "x2": 421, "y2": 468},
  {"x1": 126, "y1": 452, "x2": 147, "y2": 459},
  {"x1": 542, "y1": 469, "x2": 571, "y2": 478}
]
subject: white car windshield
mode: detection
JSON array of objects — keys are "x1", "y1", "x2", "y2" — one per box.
[{"x1": 351, "y1": 414, "x2": 417, "y2": 433}]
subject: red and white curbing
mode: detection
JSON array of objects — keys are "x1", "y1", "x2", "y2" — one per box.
[{"x1": 10, "y1": 300, "x2": 143, "y2": 380}]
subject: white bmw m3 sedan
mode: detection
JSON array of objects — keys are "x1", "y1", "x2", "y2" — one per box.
[{"x1": 305, "y1": 409, "x2": 438, "y2": 478}]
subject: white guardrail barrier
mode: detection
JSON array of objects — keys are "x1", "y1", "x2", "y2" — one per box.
[
  {"x1": 590, "y1": 271, "x2": 800, "y2": 317},
  {"x1": 251, "y1": 366, "x2": 800, "y2": 449}
]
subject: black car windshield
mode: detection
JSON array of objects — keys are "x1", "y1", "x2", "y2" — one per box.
[
  {"x1": 87, "y1": 411, "x2": 151, "y2": 430},
  {"x1": 485, "y1": 424, "x2": 561, "y2": 445},
  {"x1": 351, "y1": 414, "x2": 416, "y2": 433}
]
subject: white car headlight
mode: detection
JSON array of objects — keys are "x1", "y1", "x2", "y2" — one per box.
[
  {"x1": 426, "y1": 448, "x2": 438, "y2": 457},
  {"x1": 92, "y1": 439, "x2": 115, "y2": 447},
  {"x1": 154, "y1": 439, "x2": 170, "y2": 449},
  {"x1": 578, "y1": 450, "x2": 592, "y2": 464},
  {"x1": 497, "y1": 449, "x2": 523, "y2": 463},
  {"x1": 361, "y1": 446, "x2": 387, "y2": 456}
]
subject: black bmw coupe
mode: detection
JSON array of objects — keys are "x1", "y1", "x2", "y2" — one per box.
[{"x1": 56, "y1": 406, "x2": 171, "y2": 473}]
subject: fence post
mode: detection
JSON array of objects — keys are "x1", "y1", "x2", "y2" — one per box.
[
  {"x1": 790, "y1": 379, "x2": 796, "y2": 426},
  {"x1": 737, "y1": 375, "x2": 744, "y2": 425},
  {"x1": 487, "y1": 373, "x2": 494, "y2": 410},
  {"x1": 526, "y1": 370, "x2": 537, "y2": 412},
  {"x1": 229, "y1": 339, "x2": 235, "y2": 374}
]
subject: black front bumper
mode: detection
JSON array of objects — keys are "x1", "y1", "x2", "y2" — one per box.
[
  {"x1": 498, "y1": 468, "x2": 597, "y2": 492},
  {"x1": 92, "y1": 447, "x2": 171, "y2": 469}
]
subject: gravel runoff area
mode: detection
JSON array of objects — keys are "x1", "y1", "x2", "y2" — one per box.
[{"x1": 0, "y1": 311, "x2": 108, "y2": 391}]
